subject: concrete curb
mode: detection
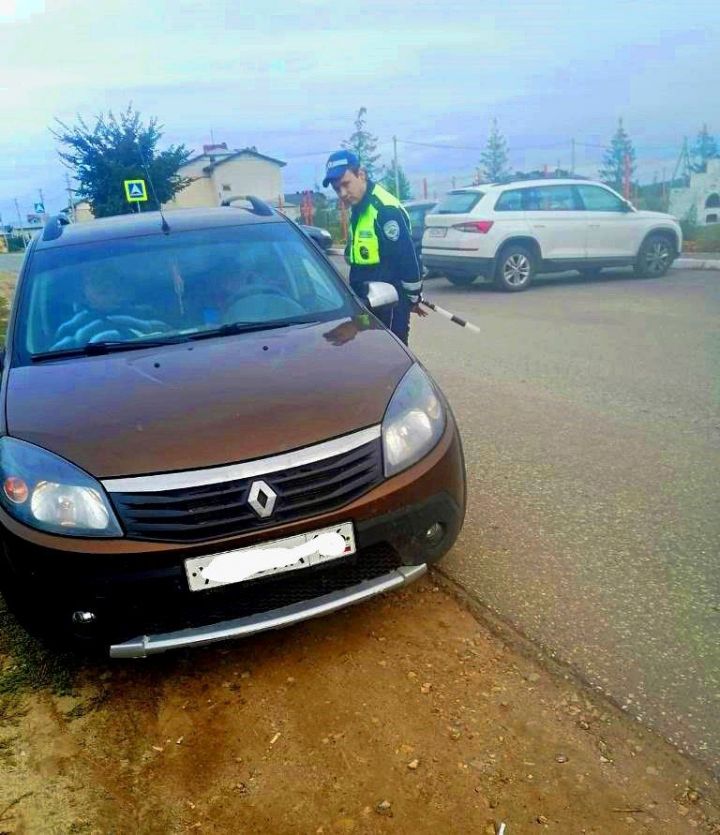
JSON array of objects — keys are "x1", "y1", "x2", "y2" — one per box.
[{"x1": 673, "y1": 257, "x2": 720, "y2": 271}]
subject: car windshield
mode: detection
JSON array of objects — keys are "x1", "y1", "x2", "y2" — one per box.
[
  {"x1": 15, "y1": 222, "x2": 354, "y2": 362},
  {"x1": 436, "y1": 191, "x2": 484, "y2": 214}
]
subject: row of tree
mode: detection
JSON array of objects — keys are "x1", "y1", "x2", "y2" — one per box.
[
  {"x1": 54, "y1": 105, "x2": 192, "y2": 218},
  {"x1": 52, "y1": 103, "x2": 719, "y2": 218},
  {"x1": 342, "y1": 109, "x2": 720, "y2": 198}
]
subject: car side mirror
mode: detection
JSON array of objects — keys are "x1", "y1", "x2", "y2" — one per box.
[
  {"x1": 365, "y1": 282, "x2": 399, "y2": 309},
  {"x1": 621, "y1": 200, "x2": 634, "y2": 213}
]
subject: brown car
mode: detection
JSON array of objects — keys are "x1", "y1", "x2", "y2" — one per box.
[{"x1": 0, "y1": 200, "x2": 465, "y2": 657}]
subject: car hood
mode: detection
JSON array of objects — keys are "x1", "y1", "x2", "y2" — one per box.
[{"x1": 6, "y1": 320, "x2": 412, "y2": 478}]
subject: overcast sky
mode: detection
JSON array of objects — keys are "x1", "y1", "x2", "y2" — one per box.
[{"x1": 1, "y1": 0, "x2": 719, "y2": 219}]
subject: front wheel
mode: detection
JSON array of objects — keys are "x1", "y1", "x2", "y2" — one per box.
[
  {"x1": 634, "y1": 235, "x2": 674, "y2": 278},
  {"x1": 494, "y1": 245, "x2": 535, "y2": 292}
]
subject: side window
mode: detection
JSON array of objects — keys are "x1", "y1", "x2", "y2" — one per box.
[
  {"x1": 495, "y1": 189, "x2": 523, "y2": 211},
  {"x1": 577, "y1": 185, "x2": 625, "y2": 212},
  {"x1": 525, "y1": 185, "x2": 579, "y2": 211}
]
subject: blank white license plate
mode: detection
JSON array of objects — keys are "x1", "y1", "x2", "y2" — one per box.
[
  {"x1": 429, "y1": 227, "x2": 447, "y2": 238},
  {"x1": 184, "y1": 521, "x2": 356, "y2": 592}
]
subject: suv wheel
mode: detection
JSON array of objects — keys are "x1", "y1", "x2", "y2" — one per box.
[
  {"x1": 446, "y1": 273, "x2": 478, "y2": 287},
  {"x1": 495, "y1": 245, "x2": 534, "y2": 292},
  {"x1": 635, "y1": 234, "x2": 674, "y2": 278}
]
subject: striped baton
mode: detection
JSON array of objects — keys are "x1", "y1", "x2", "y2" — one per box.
[{"x1": 420, "y1": 299, "x2": 481, "y2": 333}]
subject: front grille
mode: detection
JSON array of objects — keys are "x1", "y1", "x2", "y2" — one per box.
[
  {"x1": 109, "y1": 544, "x2": 402, "y2": 641},
  {"x1": 110, "y1": 438, "x2": 383, "y2": 543}
]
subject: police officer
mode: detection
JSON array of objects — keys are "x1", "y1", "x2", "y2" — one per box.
[{"x1": 322, "y1": 150, "x2": 427, "y2": 345}]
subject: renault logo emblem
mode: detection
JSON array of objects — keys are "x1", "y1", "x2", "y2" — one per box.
[{"x1": 247, "y1": 480, "x2": 277, "y2": 518}]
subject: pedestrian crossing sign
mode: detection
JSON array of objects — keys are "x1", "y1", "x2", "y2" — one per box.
[{"x1": 124, "y1": 179, "x2": 148, "y2": 202}]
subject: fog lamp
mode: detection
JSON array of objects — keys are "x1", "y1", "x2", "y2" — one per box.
[{"x1": 424, "y1": 522, "x2": 445, "y2": 546}]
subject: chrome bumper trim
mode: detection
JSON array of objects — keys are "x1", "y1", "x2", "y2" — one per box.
[
  {"x1": 102, "y1": 425, "x2": 382, "y2": 494},
  {"x1": 109, "y1": 564, "x2": 426, "y2": 659}
]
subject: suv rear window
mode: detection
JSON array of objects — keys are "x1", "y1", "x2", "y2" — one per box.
[{"x1": 436, "y1": 191, "x2": 483, "y2": 214}]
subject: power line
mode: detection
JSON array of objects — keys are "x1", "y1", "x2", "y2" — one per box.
[{"x1": 398, "y1": 137, "x2": 571, "y2": 153}]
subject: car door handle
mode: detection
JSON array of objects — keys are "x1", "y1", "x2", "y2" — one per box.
[
  {"x1": 588, "y1": 224, "x2": 601, "y2": 228},
  {"x1": 532, "y1": 224, "x2": 546, "y2": 228}
]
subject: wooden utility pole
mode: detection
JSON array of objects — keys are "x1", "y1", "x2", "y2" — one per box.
[{"x1": 13, "y1": 198, "x2": 28, "y2": 247}]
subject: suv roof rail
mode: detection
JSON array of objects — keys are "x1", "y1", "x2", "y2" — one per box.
[
  {"x1": 42, "y1": 214, "x2": 71, "y2": 242},
  {"x1": 220, "y1": 194, "x2": 274, "y2": 216}
]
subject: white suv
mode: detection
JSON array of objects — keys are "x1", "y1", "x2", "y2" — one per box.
[{"x1": 421, "y1": 179, "x2": 682, "y2": 291}]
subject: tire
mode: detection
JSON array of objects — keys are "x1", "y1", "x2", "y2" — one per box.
[
  {"x1": 494, "y1": 244, "x2": 535, "y2": 292},
  {"x1": 446, "y1": 273, "x2": 478, "y2": 287},
  {"x1": 634, "y1": 234, "x2": 674, "y2": 279}
]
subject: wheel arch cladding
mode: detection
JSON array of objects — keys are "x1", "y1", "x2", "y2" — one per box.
[{"x1": 497, "y1": 236, "x2": 542, "y2": 263}]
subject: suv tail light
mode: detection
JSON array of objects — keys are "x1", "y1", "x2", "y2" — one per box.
[{"x1": 453, "y1": 221, "x2": 494, "y2": 234}]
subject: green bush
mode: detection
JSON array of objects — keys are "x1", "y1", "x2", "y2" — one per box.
[
  {"x1": 695, "y1": 223, "x2": 720, "y2": 252},
  {"x1": 679, "y1": 205, "x2": 699, "y2": 242},
  {"x1": 0, "y1": 295, "x2": 8, "y2": 343},
  {"x1": 680, "y1": 219, "x2": 698, "y2": 242}
]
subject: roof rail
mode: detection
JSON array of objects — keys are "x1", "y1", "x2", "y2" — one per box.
[
  {"x1": 220, "y1": 194, "x2": 274, "y2": 216},
  {"x1": 42, "y1": 214, "x2": 71, "y2": 242}
]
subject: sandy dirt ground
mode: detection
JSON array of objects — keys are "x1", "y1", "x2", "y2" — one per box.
[{"x1": 1, "y1": 576, "x2": 718, "y2": 835}]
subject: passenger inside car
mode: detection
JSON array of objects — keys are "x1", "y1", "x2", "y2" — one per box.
[{"x1": 50, "y1": 263, "x2": 172, "y2": 350}]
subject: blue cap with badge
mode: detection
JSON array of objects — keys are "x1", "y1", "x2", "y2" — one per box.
[{"x1": 322, "y1": 150, "x2": 360, "y2": 188}]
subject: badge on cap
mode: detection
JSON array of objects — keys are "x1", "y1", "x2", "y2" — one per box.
[
  {"x1": 383, "y1": 220, "x2": 400, "y2": 242},
  {"x1": 327, "y1": 156, "x2": 349, "y2": 170}
]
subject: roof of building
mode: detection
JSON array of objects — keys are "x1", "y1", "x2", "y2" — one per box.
[
  {"x1": 205, "y1": 148, "x2": 286, "y2": 170},
  {"x1": 183, "y1": 146, "x2": 286, "y2": 171}
]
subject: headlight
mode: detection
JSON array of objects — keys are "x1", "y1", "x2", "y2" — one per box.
[
  {"x1": 0, "y1": 437, "x2": 123, "y2": 537},
  {"x1": 382, "y1": 364, "x2": 446, "y2": 477}
]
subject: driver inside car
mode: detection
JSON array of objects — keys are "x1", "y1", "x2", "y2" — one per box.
[
  {"x1": 192, "y1": 259, "x2": 306, "y2": 326},
  {"x1": 50, "y1": 264, "x2": 171, "y2": 350}
]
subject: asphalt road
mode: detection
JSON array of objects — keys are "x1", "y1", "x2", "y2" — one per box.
[{"x1": 402, "y1": 267, "x2": 719, "y2": 775}]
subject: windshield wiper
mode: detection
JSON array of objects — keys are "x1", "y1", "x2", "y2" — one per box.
[
  {"x1": 188, "y1": 319, "x2": 315, "y2": 341},
  {"x1": 31, "y1": 320, "x2": 319, "y2": 361},
  {"x1": 31, "y1": 334, "x2": 191, "y2": 362}
]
